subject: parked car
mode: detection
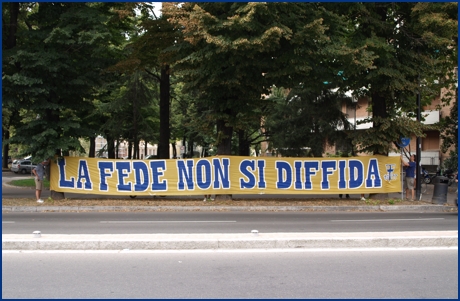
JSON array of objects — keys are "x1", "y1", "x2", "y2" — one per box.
[
  {"x1": 10, "y1": 160, "x2": 19, "y2": 173},
  {"x1": 11, "y1": 159, "x2": 37, "y2": 174}
]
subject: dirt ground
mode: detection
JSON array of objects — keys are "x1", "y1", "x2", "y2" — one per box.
[{"x1": 1, "y1": 196, "x2": 424, "y2": 207}]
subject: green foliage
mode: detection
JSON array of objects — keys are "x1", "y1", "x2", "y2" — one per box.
[
  {"x1": 3, "y1": 2, "x2": 457, "y2": 163},
  {"x1": 98, "y1": 71, "x2": 159, "y2": 151},
  {"x1": 442, "y1": 150, "x2": 458, "y2": 172},
  {"x1": 348, "y1": 116, "x2": 430, "y2": 155},
  {"x1": 440, "y1": 95, "x2": 458, "y2": 153},
  {"x1": 326, "y1": 151, "x2": 353, "y2": 158},
  {"x1": 365, "y1": 199, "x2": 381, "y2": 206},
  {"x1": 3, "y1": 3, "x2": 128, "y2": 160},
  {"x1": 265, "y1": 86, "x2": 351, "y2": 157},
  {"x1": 340, "y1": 2, "x2": 457, "y2": 154},
  {"x1": 167, "y1": 2, "x2": 374, "y2": 154},
  {"x1": 438, "y1": 94, "x2": 457, "y2": 172},
  {"x1": 387, "y1": 198, "x2": 402, "y2": 205}
]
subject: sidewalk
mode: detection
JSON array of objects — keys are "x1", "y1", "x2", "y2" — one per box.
[{"x1": 2, "y1": 203, "x2": 457, "y2": 213}]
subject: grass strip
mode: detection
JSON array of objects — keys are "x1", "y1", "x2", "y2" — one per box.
[{"x1": 9, "y1": 178, "x2": 50, "y2": 189}]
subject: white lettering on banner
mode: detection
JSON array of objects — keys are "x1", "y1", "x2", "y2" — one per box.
[
  {"x1": 176, "y1": 158, "x2": 231, "y2": 191},
  {"x1": 239, "y1": 159, "x2": 266, "y2": 189},
  {"x1": 76, "y1": 159, "x2": 92, "y2": 190},
  {"x1": 273, "y1": 159, "x2": 381, "y2": 190},
  {"x1": 58, "y1": 158, "x2": 75, "y2": 189}
]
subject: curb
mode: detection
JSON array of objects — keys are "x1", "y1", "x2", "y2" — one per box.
[
  {"x1": 2, "y1": 205, "x2": 458, "y2": 213},
  {"x1": 3, "y1": 231, "x2": 458, "y2": 251}
]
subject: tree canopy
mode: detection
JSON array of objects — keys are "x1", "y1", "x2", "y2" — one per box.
[
  {"x1": 3, "y1": 2, "x2": 130, "y2": 160},
  {"x1": 2, "y1": 2, "x2": 457, "y2": 169},
  {"x1": 164, "y1": 2, "x2": 377, "y2": 155},
  {"x1": 342, "y1": 2, "x2": 457, "y2": 154}
]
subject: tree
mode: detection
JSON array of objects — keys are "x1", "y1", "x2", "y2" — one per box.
[
  {"x1": 2, "y1": 2, "x2": 25, "y2": 168},
  {"x1": 166, "y1": 2, "x2": 373, "y2": 157},
  {"x1": 114, "y1": 2, "x2": 178, "y2": 159},
  {"x1": 342, "y1": 2, "x2": 458, "y2": 155},
  {"x1": 439, "y1": 88, "x2": 458, "y2": 171},
  {"x1": 166, "y1": 3, "x2": 279, "y2": 155},
  {"x1": 3, "y1": 2, "x2": 129, "y2": 198},
  {"x1": 265, "y1": 86, "x2": 352, "y2": 157},
  {"x1": 98, "y1": 70, "x2": 159, "y2": 159}
]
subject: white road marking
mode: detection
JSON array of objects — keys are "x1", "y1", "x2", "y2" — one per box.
[
  {"x1": 2, "y1": 221, "x2": 15, "y2": 224},
  {"x1": 100, "y1": 220, "x2": 237, "y2": 223},
  {"x1": 331, "y1": 218, "x2": 445, "y2": 222},
  {"x1": 2, "y1": 246, "x2": 457, "y2": 254}
]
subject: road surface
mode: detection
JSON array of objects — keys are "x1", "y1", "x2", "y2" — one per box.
[
  {"x1": 2, "y1": 211, "x2": 458, "y2": 234},
  {"x1": 2, "y1": 249, "x2": 457, "y2": 299}
]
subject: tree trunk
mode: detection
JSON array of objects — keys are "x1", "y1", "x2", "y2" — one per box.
[
  {"x1": 43, "y1": 103, "x2": 66, "y2": 199},
  {"x1": 171, "y1": 142, "x2": 176, "y2": 159},
  {"x1": 3, "y1": 130, "x2": 10, "y2": 169},
  {"x1": 128, "y1": 141, "x2": 132, "y2": 159},
  {"x1": 238, "y1": 129, "x2": 250, "y2": 156},
  {"x1": 370, "y1": 91, "x2": 389, "y2": 199},
  {"x1": 107, "y1": 135, "x2": 115, "y2": 159},
  {"x1": 158, "y1": 64, "x2": 170, "y2": 159},
  {"x1": 2, "y1": 3, "x2": 19, "y2": 169},
  {"x1": 133, "y1": 78, "x2": 138, "y2": 159},
  {"x1": 89, "y1": 136, "x2": 96, "y2": 158},
  {"x1": 311, "y1": 123, "x2": 322, "y2": 157},
  {"x1": 50, "y1": 150, "x2": 65, "y2": 200},
  {"x1": 370, "y1": 4, "x2": 389, "y2": 156},
  {"x1": 134, "y1": 137, "x2": 139, "y2": 159},
  {"x1": 216, "y1": 119, "x2": 233, "y2": 155},
  {"x1": 188, "y1": 139, "x2": 194, "y2": 158},
  {"x1": 5, "y1": 3, "x2": 19, "y2": 50},
  {"x1": 371, "y1": 92, "x2": 388, "y2": 120},
  {"x1": 371, "y1": 92, "x2": 389, "y2": 153},
  {"x1": 215, "y1": 118, "x2": 233, "y2": 201}
]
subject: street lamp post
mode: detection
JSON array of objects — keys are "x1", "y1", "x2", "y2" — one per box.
[{"x1": 416, "y1": 77, "x2": 421, "y2": 200}]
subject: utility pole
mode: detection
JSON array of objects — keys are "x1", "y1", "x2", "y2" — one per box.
[{"x1": 416, "y1": 76, "x2": 421, "y2": 200}]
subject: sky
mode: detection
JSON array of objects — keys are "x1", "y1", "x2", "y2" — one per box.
[{"x1": 153, "y1": 2, "x2": 162, "y2": 17}]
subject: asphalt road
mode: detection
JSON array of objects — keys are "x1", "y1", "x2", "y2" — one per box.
[
  {"x1": 2, "y1": 249, "x2": 457, "y2": 299},
  {"x1": 2, "y1": 211, "x2": 458, "y2": 234}
]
